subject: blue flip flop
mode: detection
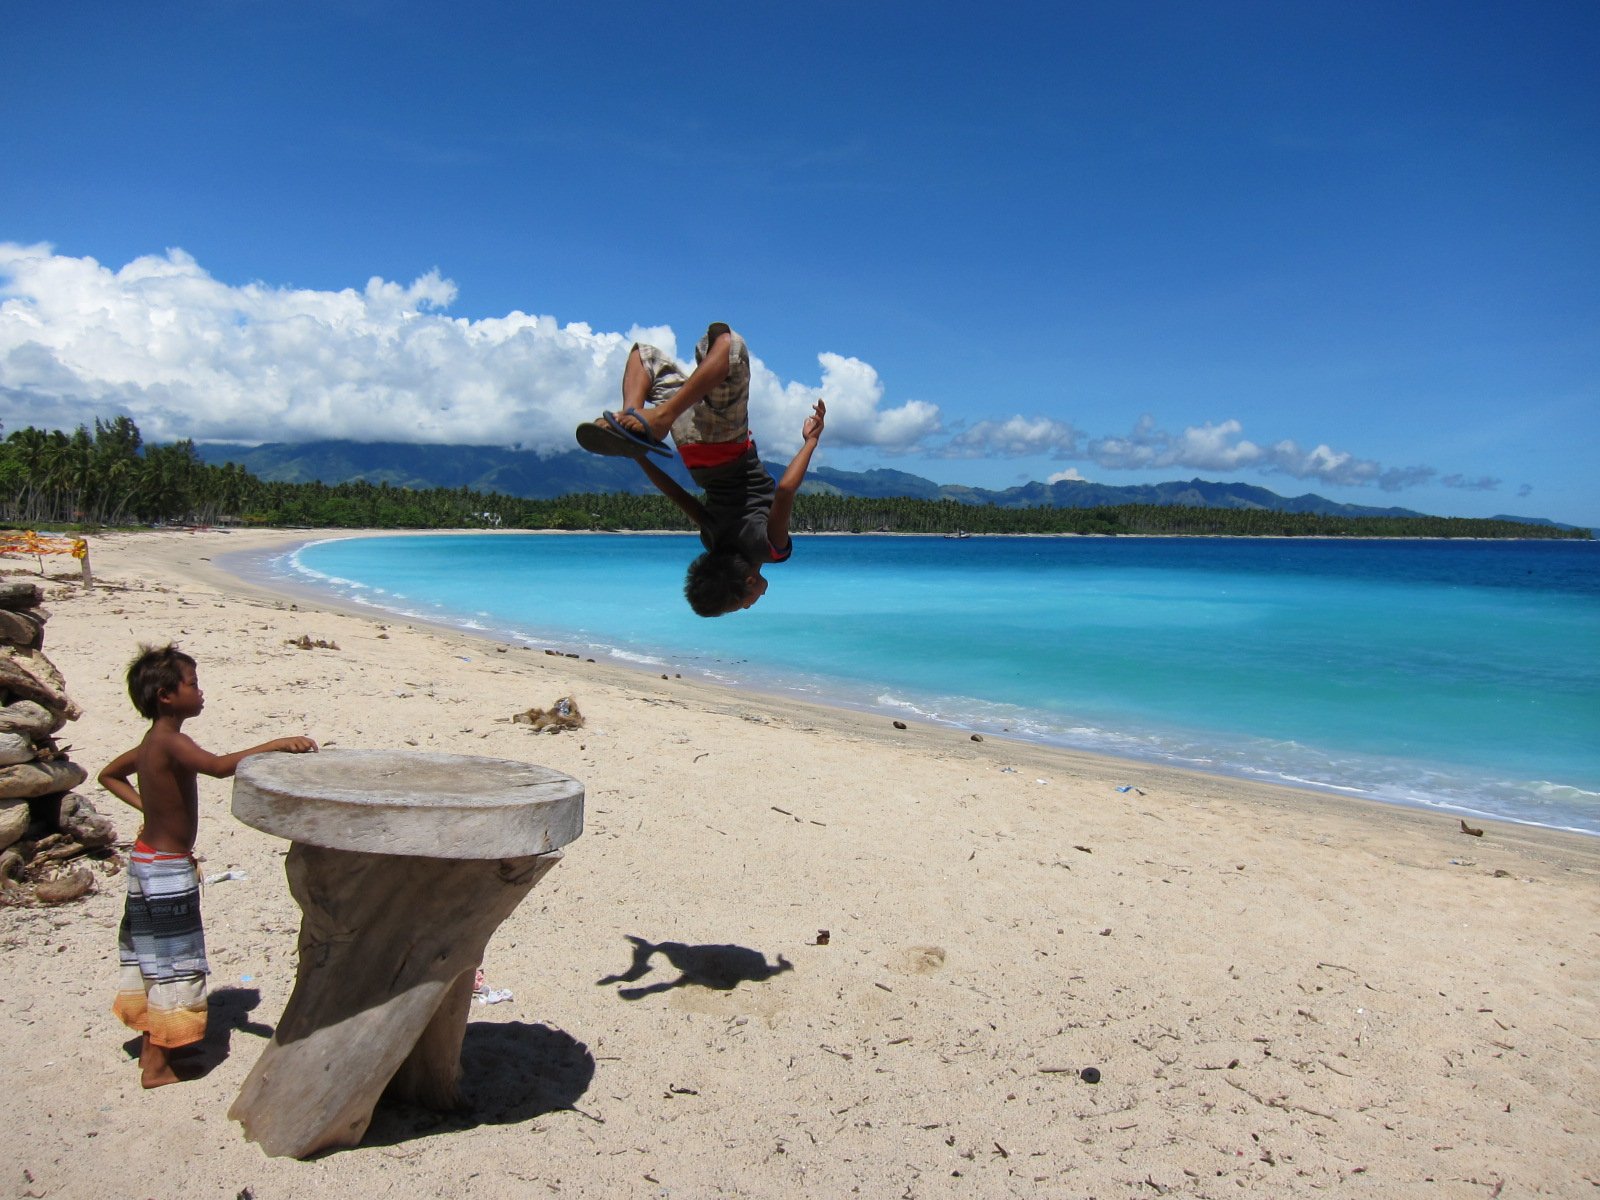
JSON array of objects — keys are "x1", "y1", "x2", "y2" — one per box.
[{"x1": 574, "y1": 410, "x2": 672, "y2": 458}]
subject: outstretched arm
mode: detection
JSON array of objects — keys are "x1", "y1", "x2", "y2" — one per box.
[
  {"x1": 636, "y1": 456, "x2": 710, "y2": 531},
  {"x1": 767, "y1": 400, "x2": 826, "y2": 553},
  {"x1": 171, "y1": 734, "x2": 319, "y2": 780}
]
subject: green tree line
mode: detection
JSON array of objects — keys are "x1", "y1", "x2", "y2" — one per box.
[{"x1": 1, "y1": 419, "x2": 1588, "y2": 540}]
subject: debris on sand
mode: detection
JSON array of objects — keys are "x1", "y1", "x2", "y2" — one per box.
[
  {"x1": 509, "y1": 696, "x2": 584, "y2": 734},
  {"x1": 286, "y1": 634, "x2": 340, "y2": 651}
]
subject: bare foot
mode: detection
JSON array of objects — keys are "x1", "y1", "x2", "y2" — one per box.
[
  {"x1": 139, "y1": 1035, "x2": 184, "y2": 1089},
  {"x1": 609, "y1": 409, "x2": 661, "y2": 441},
  {"x1": 580, "y1": 411, "x2": 661, "y2": 459}
]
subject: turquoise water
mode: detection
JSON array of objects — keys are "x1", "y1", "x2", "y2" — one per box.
[{"x1": 234, "y1": 534, "x2": 1600, "y2": 836}]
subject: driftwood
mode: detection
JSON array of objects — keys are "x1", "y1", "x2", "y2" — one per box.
[
  {"x1": 227, "y1": 749, "x2": 584, "y2": 1158},
  {"x1": 229, "y1": 846, "x2": 560, "y2": 1155},
  {"x1": 30, "y1": 836, "x2": 89, "y2": 863}
]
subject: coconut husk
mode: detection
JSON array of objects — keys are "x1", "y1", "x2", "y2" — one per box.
[
  {"x1": 57, "y1": 792, "x2": 115, "y2": 851},
  {"x1": 34, "y1": 868, "x2": 94, "y2": 905},
  {"x1": 510, "y1": 696, "x2": 584, "y2": 733}
]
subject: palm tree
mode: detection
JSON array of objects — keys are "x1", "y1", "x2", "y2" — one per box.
[{"x1": 5, "y1": 428, "x2": 51, "y2": 521}]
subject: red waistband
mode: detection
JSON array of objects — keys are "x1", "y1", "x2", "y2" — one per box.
[
  {"x1": 679, "y1": 438, "x2": 754, "y2": 469},
  {"x1": 133, "y1": 838, "x2": 195, "y2": 862}
]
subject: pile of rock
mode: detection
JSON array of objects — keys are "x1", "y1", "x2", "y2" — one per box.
[{"x1": 0, "y1": 578, "x2": 115, "y2": 904}]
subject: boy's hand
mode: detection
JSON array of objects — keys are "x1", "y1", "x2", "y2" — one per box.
[
  {"x1": 803, "y1": 399, "x2": 826, "y2": 442},
  {"x1": 275, "y1": 737, "x2": 319, "y2": 754}
]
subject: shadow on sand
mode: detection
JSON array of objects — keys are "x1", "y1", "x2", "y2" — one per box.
[
  {"x1": 119, "y1": 985, "x2": 273, "y2": 1083},
  {"x1": 361, "y1": 1021, "x2": 596, "y2": 1146},
  {"x1": 596, "y1": 934, "x2": 794, "y2": 999}
]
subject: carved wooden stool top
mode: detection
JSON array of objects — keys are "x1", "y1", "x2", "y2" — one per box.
[{"x1": 233, "y1": 748, "x2": 584, "y2": 859}]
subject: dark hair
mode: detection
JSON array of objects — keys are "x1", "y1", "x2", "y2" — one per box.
[
  {"x1": 684, "y1": 550, "x2": 751, "y2": 617},
  {"x1": 126, "y1": 643, "x2": 196, "y2": 719}
]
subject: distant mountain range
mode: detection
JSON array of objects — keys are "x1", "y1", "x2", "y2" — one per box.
[{"x1": 194, "y1": 439, "x2": 1579, "y2": 529}]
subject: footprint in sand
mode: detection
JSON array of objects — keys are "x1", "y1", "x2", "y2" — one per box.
[{"x1": 901, "y1": 946, "x2": 947, "y2": 974}]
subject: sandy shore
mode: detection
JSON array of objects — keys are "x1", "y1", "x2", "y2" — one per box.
[{"x1": 4, "y1": 527, "x2": 1598, "y2": 1198}]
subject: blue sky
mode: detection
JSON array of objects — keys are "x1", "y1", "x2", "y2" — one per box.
[{"x1": 2, "y1": 1, "x2": 1596, "y2": 524}]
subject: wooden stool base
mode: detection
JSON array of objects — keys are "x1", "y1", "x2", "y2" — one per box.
[{"x1": 228, "y1": 844, "x2": 560, "y2": 1158}]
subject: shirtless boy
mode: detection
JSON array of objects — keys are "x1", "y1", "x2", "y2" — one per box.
[{"x1": 98, "y1": 644, "x2": 317, "y2": 1088}]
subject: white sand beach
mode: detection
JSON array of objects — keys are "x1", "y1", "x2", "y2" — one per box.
[{"x1": 4, "y1": 527, "x2": 1598, "y2": 1198}]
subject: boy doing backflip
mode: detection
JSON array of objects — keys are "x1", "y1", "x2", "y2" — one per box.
[
  {"x1": 577, "y1": 323, "x2": 825, "y2": 616},
  {"x1": 98, "y1": 644, "x2": 317, "y2": 1088}
]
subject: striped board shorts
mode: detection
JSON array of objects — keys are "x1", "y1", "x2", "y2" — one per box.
[{"x1": 112, "y1": 842, "x2": 209, "y2": 1048}]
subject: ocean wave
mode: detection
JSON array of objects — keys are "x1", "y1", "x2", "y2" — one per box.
[
  {"x1": 1527, "y1": 780, "x2": 1600, "y2": 801},
  {"x1": 606, "y1": 647, "x2": 668, "y2": 667},
  {"x1": 853, "y1": 695, "x2": 1600, "y2": 836}
]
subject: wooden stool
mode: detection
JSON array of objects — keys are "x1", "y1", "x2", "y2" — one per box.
[{"x1": 227, "y1": 749, "x2": 583, "y2": 1158}]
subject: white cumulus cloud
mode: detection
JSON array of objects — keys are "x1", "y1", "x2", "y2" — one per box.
[
  {"x1": 941, "y1": 409, "x2": 1440, "y2": 492},
  {"x1": 0, "y1": 243, "x2": 938, "y2": 455},
  {"x1": 1085, "y1": 415, "x2": 1434, "y2": 492},
  {"x1": 940, "y1": 415, "x2": 1080, "y2": 458},
  {"x1": 764, "y1": 351, "x2": 939, "y2": 453}
]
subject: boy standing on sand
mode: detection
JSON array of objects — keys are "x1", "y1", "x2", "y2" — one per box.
[
  {"x1": 98, "y1": 644, "x2": 317, "y2": 1089},
  {"x1": 577, "y1": 322, "x2": 825, "y2": 616}
]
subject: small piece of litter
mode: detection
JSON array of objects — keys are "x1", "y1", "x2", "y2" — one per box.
[
  {"x1": 204, "y1": 870, "x2": 247, "y2": 885},
  {"x1": 472, "y1": 967, "x2": 512, "y2": 1004}
]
